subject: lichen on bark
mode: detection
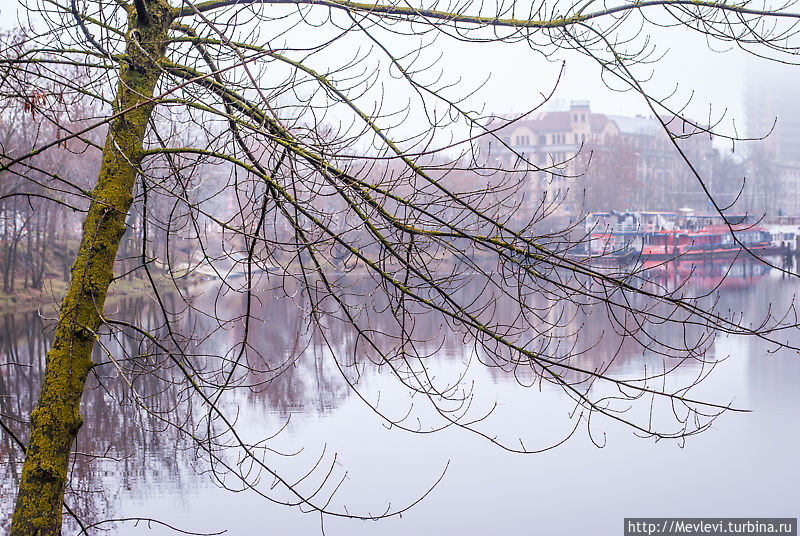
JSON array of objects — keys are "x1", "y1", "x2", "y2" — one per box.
[{"x1": 10, "y1": 1, "x2": 176, "y2": 534}]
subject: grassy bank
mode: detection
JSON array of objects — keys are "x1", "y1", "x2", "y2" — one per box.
[{"x1": 0, "y1": 270, "x2": 206, "y2": 316}]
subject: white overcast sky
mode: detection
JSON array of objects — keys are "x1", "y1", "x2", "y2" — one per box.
[{"x1": 1, "y1": 0, "x2": 796, "y2": 151}]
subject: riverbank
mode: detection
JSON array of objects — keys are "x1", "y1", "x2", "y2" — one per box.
[{"x1": 0, "y1": 270, "x2": 207, "y2": 316}]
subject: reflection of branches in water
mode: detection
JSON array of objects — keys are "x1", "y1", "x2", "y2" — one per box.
[
  {"x1": 0, "y1": 259, "x2": 795, "y2": 530},
  {"x1": 172, "y1": 266, "x2": 735, "y2": 455},
  {"x1": 0, "y1": 300, "x2": 349, "y2": 531},
  {"x1": 0, "y1": 309, "x2": 188, "y2": 533}
]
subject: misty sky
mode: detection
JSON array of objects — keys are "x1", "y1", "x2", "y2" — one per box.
[{"x1": 0, "y1": 0, "x2": 797, "y2": 153}]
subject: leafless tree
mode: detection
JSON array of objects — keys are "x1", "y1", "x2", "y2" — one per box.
[{"x1": 2, "y1": 0, "x2": 800, "y2": 533}]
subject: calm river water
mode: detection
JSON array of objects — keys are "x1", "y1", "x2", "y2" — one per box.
[{"x1": 1, "y1": 258, "x2": 798, "y2": 535}]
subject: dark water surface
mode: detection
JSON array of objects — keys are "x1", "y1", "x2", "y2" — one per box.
[{"x1": 1, "y1": 260, "x2": 798, "y2": 535}]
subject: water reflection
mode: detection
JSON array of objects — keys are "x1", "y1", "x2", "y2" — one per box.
[
  {"x1": 1, "y1": 258, "x2": 798, "y2": 534},
  {"x1": 638, "y1": 256, "x2": 772, "y2": 291}
]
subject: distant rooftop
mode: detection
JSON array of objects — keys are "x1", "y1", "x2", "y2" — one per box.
[{"x1": 607, "y1": 115, "x2": 661, "y2": 135}]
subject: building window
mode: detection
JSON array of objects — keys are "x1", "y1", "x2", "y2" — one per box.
[{"x1": 539, "y1": 135, "x2": 546, "y2": 145}]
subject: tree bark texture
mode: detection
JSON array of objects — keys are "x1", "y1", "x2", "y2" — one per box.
[{"x1": 10, "y1": 2, "x2": 175, "y2": 533}]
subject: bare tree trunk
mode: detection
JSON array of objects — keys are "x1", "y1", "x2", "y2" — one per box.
[
  {"x1": 3, "y1": 197, "x2": 25, "y2": 294},
  {"x1": 24, "y1": 212, "x2": 32, "y2": 289},
  {"x1": 10, "y1": 3, "x2": 174, "y2": 533},
  {"x1": 31, "y1": 207, "x2": 50, "y2": 290},
  {"x1": 7, "y1": 223, "x2": 22, "y2": 294},
  {"x1": 2, "y1": 241, "x2": 11, "y2": 293}
]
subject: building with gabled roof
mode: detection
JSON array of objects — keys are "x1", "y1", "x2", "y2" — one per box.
[{"x1": 478, "y1": 101, "x2": 718, "y2": 215}]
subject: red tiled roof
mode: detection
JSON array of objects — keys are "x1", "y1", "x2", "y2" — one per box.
[
  {"x1": 590, "y1": 114, "x2": 612, "y2": 133},
  {"x1": 530, "y1": 111, "x2": 571, "y2": 131},
  {"x1": 486, "y1": 110, "x2": 615, "y2": 134}
]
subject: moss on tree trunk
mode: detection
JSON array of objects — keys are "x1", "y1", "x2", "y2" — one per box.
[{"x1": 10, "y1": 2, "x2": 175, "y2": 534}]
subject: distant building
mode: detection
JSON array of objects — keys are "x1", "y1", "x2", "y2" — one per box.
[
  {"x1": 479, "y1": 101, "x2": 717, "y2": 215},
  {"x1": 744, "y1": 62, "x2": 800, "y2": 215},
  {"x1": 746, "y1": 63, "x2": 800, "y2": 164}
]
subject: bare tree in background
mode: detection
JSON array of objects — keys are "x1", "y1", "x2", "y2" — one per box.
[
  {"x1": 2, "y1": 0, "x2": 800, "y2": 533},
  {"x1": 578, "y1": 135, "x2": 641, "y2": 212}
]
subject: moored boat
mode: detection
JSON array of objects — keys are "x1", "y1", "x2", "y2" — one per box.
[
  {"x1": 640, "y1": 224, "x2": 771, "y2": 261},
  {"x1": 579, "y1": 211, "x2": 772, "y2": 264}
]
